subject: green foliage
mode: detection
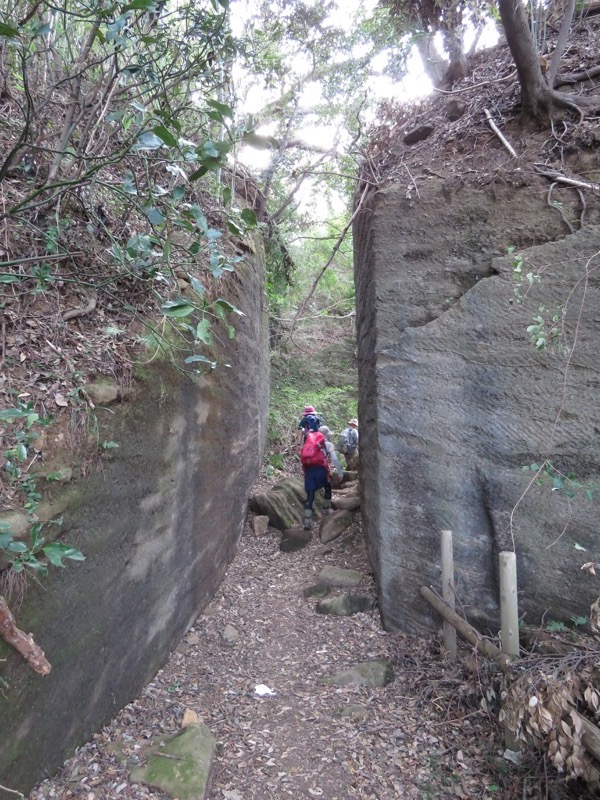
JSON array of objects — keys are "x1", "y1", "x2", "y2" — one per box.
[
  {"x1": 545, "y1": 620, "x2": 567, "y2": 633},
  {"x1": 509, "y1": 248, "x2": 567, "y2": 353},
  {"x1": 265, "y1": 233, "x2": 295, "y2": 314},
  {"x1": 268, "y1": 336, "x2": 358, "y2": 449},
  {"x1": 522, "y1": 461, "x2": 598, "y2": 502},
  {"x1": 267, "y1": 453, "x2": 284, "y2": 471},
  {"x1": 545, "y1": 615, "x2": 587, "y2": 633},
  {"x1": 0, "y1": 0, "x2": 259, "y2": 372},
  {"x1": 1, "y1": 403, "x2": 52, "y2": 513},
  {"x1": 526, "y1": 304, "x2": 565, "y2": 352},
  {"x1": 0, "y1": 522, "x2": 85, "y2": 576},
  {"x1": 510, "y1": 248, "x2": 539, "y2": 304},
  {"x1": 571, "y1": 615, "x2": 588, "y2": 627}
]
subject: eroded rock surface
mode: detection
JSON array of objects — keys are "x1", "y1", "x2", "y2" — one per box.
[
  {"x1": 0, "y1": 249, "x2": 269, "y2": 793},
  {"x1": 354, "y1": 178, "x2": 600, "y2": 634}
]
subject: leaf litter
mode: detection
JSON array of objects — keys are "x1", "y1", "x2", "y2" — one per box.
[{"x1": 30, "y1": 496, "x2": 527, "y2": 800}]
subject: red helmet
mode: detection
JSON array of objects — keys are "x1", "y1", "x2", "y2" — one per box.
[{"x1": 303, "y1": 405, "x2": 316, "y2": 415}]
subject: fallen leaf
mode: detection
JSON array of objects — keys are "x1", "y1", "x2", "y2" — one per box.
[{"x1": 181, "y1": 708, "x2": 200, "y2": 728}]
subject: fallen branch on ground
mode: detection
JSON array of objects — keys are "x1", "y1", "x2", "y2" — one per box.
[
  {"x1": 420, "y1": 585, "x2": 516, "y2": 672},
  {"x1": 556, "y1": 66, "x2": 600, "y2": 86},
  {"x1": 484, "y1": 108, "x2": 518, "y2": 158},
  {"x1": 573, "y1": 710, "x2": 600, "y2": 763},
  {"x1": 0, "y1": 595, "x2": 51, "y2": 674},
  {"x1": 0, "y1": 783, "x2": 24, "y2": 798},
  {"x1": 533, "y1": 164, "x2": 600, "y2": 192},
  {"x1": 433, "y1": 70, "x2": 518, "y2": 95}
]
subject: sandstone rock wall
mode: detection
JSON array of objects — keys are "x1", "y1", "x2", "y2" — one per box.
[
  {"x1": 354, "y1": 178, "x2": 600, "y2": 635},
  {"x1": 0, "y1": 251, "x2": 269, "y2": 794}
]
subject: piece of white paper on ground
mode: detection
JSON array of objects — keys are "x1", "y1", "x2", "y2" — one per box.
[{"x1": 254, "y1": 684, "x2": 276, "y2": 696}]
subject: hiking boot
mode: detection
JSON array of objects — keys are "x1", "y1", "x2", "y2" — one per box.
[
  {"x1": 303, "y1": 517, "x2": 312, "y2": 530},
  {"x1": 322, "y1": 507, "x2": 330, "y2": 517}
]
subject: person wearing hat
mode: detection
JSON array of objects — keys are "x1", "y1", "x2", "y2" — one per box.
[
  {"x1": 295, "y1": 405, "x2": 322, "y2": 446},
  {"x1": 337, "y1": 418, "x2": 359, "y2": 470},
  {"x1": 299, "y1": 426, "x2": 334, "y2": 531}
]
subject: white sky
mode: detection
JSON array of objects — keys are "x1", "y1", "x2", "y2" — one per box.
[{"x1": 228, "y1": 0, "x2": 497, "y2": 214}]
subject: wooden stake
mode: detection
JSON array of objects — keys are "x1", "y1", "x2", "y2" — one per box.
[
  {"x1": 499, "y1": 551, "x2": 520, "y2": 751},
  {"x1": 499, "y1": 552, "x2": 520, "y2": 658},
  {"x1": 441, "y1": 529, "x2": 457, "y2": 658}
]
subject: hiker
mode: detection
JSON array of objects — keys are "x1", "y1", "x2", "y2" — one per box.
[
  {"x1": 337, "y1": 418, "x2": 359, "y2": 470},
  {"x1": 318, "y1": 426, "x2": 344, "y2": 485},
  {"x1": 299, "y1": 428, "x2": 332, "y2": 531},
  {"x1": 295, "y1": 405, "x2": 322, "y2": 446}
]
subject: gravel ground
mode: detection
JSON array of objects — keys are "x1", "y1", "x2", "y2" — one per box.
[{"x1": 29, "y1": 512, "x2": 514, "y2": 800}]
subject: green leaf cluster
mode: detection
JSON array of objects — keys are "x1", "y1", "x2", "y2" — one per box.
[
  {"x1": 0, "y1": 523, "x2": 85, "y2": 576},
  {"x1": 522, "y1": 461, "x2": 598, "y2": 502}
]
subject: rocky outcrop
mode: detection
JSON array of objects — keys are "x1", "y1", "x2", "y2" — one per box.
[
  {"x1": 354, "y1": 177, "x2": 600, "y2": 635},
  {"x1": 324, "y1": 659, "x2": 394, "y2": 688},
  {"x1": 249, "y1": 477, "x2": 307, "y2": 529},
  {"x1": 0, "y1": 250, "x2": 269, "y2": 793},
  {"x1": 130, "y1": 723, "x2": 215, "y2": 800},
  {"x1": 320, "y1": 509, "x2": 353, "y2": 543}
]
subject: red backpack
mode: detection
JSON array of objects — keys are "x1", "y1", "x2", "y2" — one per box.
[{"x1": 301, "y1": 431, "x2": 328, "y2": 470}]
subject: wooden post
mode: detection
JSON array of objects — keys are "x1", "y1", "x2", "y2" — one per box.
[
  {"x1": 499, "y1": 551, "x2": 520, "y2": 752},
  {"x1": 440, "y1": 529, "x2": 457, "y2": 658},
  {"x1": 499, "y1": 552, "x2": 519, "y2": 658}
]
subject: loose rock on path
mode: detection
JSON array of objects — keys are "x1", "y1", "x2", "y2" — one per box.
[{"x1": 29, "y1": 512, "x2": 508, "y2": 800}]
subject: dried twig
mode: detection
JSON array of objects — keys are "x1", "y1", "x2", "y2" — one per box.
[
  {"x1": 0, "y1": 318, "x2": 5, "y2": 368},
  {"x1": 0, "y1": 783, "x2": 24, "y2": 798},
  {"x1": 483, "y1": 108, "x2": 518, "y2": 158},
  {"x1": 402, "y1": 161, "x2": 420, "y2": 198},
  {"x1": 434, "y1": 69, "x2": 518, "y2": 95},
  {"x1": 0, "y1": 251, "x2": 84, "y2": 269}
]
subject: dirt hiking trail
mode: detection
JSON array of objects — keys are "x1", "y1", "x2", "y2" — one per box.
[{"x1": 29, "y1": 509, "x2": 524, "y2": 800}]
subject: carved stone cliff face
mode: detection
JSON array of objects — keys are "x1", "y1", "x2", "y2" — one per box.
[
  {"x1": 354, "y1": 178, "x2": 600, "y2": 635},
  {"x1": 0, "y1": 251, "x2": 269, "y2": 793}
]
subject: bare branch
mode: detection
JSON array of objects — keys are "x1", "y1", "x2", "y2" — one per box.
[
  {"x1": 286, "y1": 181, "x2": 371, "y2": 338},
  {"x1": 267, "y1": 151, "x2": 331, "y2": 226}
]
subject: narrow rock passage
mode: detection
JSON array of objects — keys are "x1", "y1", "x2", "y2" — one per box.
[{"x1": 30, "y1": 515, "x2": 503, "y2": 800}]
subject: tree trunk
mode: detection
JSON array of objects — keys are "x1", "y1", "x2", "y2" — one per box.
[
  {"x1": 441, "y1": 25, "x2": 469, "y2": 88},
  {"x1": 415, "y1": 34, "x2": 447, "y2": 88},
  {"x1": 498, "y1": 0, "x2": 555, "y2": 119}
]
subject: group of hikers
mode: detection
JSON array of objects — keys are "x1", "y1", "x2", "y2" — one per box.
[{"x1": 295, "y1": 405, "x2": 359, "y2": 531}]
